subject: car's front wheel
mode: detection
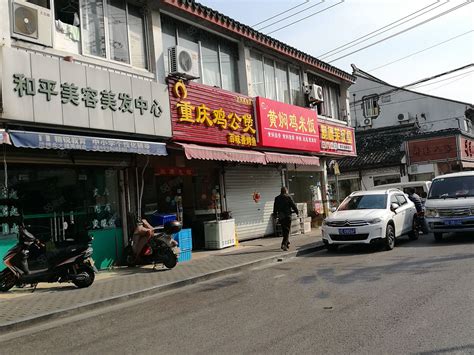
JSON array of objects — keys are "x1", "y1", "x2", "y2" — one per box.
[{"x1": 384, "y1": 224, "x2": 395, "y2": 251}]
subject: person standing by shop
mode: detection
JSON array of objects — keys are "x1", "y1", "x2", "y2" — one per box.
[{"x1": 273, "y1": 187, "x2": 299, "y2": 251}]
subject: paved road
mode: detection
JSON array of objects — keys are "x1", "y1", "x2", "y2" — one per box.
[{"x1": 1, "y1": 233, "x2": 473, "y2": 354}]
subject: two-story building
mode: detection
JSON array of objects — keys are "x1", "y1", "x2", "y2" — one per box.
[
  {"x1": 0, "y1": 0, "x2": 356, "y2": 264},
  {"x1": 329, "y1": 65, "x2": 473, "y2": 201}
]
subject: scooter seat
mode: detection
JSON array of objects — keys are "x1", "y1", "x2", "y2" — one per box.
[{"x1": 45, "y1": 244, "x2": 89, "y2": 263}]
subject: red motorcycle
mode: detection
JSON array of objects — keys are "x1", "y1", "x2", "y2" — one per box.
[{"x1": 124, "y1": 219, "x2": 181, "y2": 269}]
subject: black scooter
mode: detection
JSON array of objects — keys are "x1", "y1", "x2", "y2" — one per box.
[{"x1": 0, "y1": 225, "x2": 97, "y2": 292}]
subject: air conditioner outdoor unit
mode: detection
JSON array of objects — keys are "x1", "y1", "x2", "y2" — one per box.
[
  {"x1": 360, "y1": 117, "x2": 372, "y2": 127},
  {"x1": 304, "y1": 84, "x2": 324, "y2": 103},
  {"x1": 11, "y1": 0, "x2": 52, "y2": 47},
  {"x1": 168, "y1": 46, "x2": 200, "y2": 79},
  {"x1": 397, "y1": 112, "x2": 410, "y2": 122}
]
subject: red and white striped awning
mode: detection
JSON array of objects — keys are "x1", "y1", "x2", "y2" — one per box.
[
  {"x1": 265, "y1": 152, "x2": 320, "y2": 166},
  {"x1": 178, "y1": 143, "x2": 267, "y2": 164}
]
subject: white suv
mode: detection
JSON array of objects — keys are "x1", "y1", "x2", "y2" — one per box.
[
  {"x1": 425, "y1": 171, "x2": 474, "y2": 241},
  {"x1": 322, "y1": 189, "x2": 418, "y2": 252}
]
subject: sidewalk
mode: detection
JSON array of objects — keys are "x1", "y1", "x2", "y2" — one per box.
[{"x1": 0, "y1": 230, "x2": 324, "y2": 332}]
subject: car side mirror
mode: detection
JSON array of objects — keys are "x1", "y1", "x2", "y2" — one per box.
[
  {"x1": 390, "y1": 203, "x2": 400, "y2": 213},
  {"x1": 330, "y1": 207, "x2": 337, "y2": 213}
]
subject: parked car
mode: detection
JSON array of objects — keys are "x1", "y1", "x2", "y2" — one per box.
[
  {"x1": 322, "y1": 189, "x2": 419, "y2": 252},
  {"x1": 425, "y1": 171, "x2": 474, "y2": 241},
  {"x1": 369, "y1": 181, "x2": 432, "y2": 205}
]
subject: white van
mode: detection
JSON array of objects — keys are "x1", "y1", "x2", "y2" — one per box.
[
  {"x1": 369, "y1": 181, "x2": 432, "y2": 201},
  {"x1": 425, "y1": 172, "x2": 474, "y2": 241}
]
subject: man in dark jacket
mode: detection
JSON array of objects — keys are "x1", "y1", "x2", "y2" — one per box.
[
  {"x1": 273, "y1": 187, "x2": 299, "y2": 251},
  {"x1": 406, "y1": 187, "x2": 423, "y2": 213}
]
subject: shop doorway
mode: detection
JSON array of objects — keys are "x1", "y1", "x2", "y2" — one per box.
[{"x1": 0, "y1": 165, "x2": 124, "y2": 270}]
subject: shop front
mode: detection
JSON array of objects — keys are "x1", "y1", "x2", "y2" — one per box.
[
  {"x1": 255, "y1": 96, "x2": 356, "y2": 221},
  {"x1": 163, "y1": 78, "x2": 267, "y2": 245},
  {"x1": 0, "y1": 47, "x2": 172, "y2": 269},
  {"x1": 406, "y1": 131, "x2": 474, "y2": 177}
]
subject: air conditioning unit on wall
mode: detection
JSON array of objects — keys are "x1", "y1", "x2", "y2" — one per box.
[
  {"x1": 397, "y1": 112, "x2": 410, "y2": 122},
  {"x1": 304, "y1": 84, "x2": 324, "y2": 103},
  {"x1": 11, "y1": 0, "x2": 52, "y2": 47},
  {"x1": 168, "y1": 46, "x2": 200, "y2": 79},
  {"x1": 360, "y1": 117, "x2": 372, "y2": 127}
]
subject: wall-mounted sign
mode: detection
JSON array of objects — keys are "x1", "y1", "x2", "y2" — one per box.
[
  {"x1": 169, "y1": 79, "x2": 256, "y2": 147},
  {"x1": 460, "y1": 135, "x2": 474, "y2": 162},
  {"x1": 319, "y1": 122, "x2": 356, "y2": 156},
  {"x1": 407, "y1": 136, "x2": 457, "y2": 164},
  {"x1": 255, "y1": 97, "x2": 319, "y2": 152},
  {"x1": 1, "y1": 47, "x2": 171, "y2": 138},
  {"x1": 154, "y1": 167, "x2": 194, "y2": 176}
]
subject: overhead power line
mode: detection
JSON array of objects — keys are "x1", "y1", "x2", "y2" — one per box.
[
  {"x1": 327, "y1": 1, "x2": 472, "y2": 63},
  {"x1": 350, "y1": 64, "x2": 474, "y2": 106},
  {"x1": 252, "y1": 0, "x2": 312, "y2": 28},
  {"x1": 369, "y1": 29, "x2": 474, "y2": 71},
  {"x1": 318, "y1": 0, "x2": 443, "y2": 59},
  {"x1": 424, "y1": 72, "x2": 474, "y2": 93},
  {"x1": 266, "y1": 0, "x2": 345, "y2": 35},
  {"x1": 257, "y1": 0, "x2": 325, "y2": 32},
  {"x1": 410, "y1": 69, "x2": 474, "y2": 89}
]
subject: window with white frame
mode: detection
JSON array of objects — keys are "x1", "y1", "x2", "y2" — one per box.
[
  {"x1": 161, "y1": 15, "x2": 240, "y2": 93},
  {"x1": 80, "y1": 0, "x2": 148, "y2": 69},
  {"x1": 250, "y1": 51, "x2": 302, "y2": 105},
  {"x1": 307, "y1": 72, "x2": 341, "y2": 120},
  {"x1": 362, "y1": 94, "x2": 380, "y2": 118},
  {"x1": 29, "y1": 0, "x2": 149, "y2": 69}
]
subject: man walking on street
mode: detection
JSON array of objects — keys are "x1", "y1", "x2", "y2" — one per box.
[{"x1": 273, "y1": 187, "x2": 299, "y2": 251}]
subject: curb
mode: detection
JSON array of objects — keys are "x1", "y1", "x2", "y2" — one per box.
[{"x1": 0, "y1": 241, "x2": 325, "y2": 334}]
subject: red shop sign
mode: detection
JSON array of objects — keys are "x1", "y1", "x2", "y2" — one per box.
[
  {"x1": 154, "y1": 167, "x2": 194, "y2": 176},
  {"x1": 319, "y1": 122, "x2": 356, "y2": 156},
  {"x1": 407, "y1": 136, "x2": 457, "y2": 164},
  {"x1": 169, "y1": 79, "x2": 256, "y2": 147},
  {"x1": 460, "y1": 135, "x2": 474, "y2": 161},
  {"x1": 255, "y1": 97, "x2": 319, "y2": 152}
]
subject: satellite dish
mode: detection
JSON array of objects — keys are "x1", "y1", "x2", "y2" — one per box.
[{"x1": 14, "y1": 5, "x2": 38, "y2": 37}]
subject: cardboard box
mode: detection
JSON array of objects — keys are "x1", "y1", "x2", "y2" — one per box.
[{"x1": 303, "y1": 221, "x2": 311, "y2": 234}]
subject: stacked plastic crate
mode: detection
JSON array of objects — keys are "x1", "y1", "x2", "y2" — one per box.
[{"x1": 174, "y1": 229, "x2": 192, "y2": 262}]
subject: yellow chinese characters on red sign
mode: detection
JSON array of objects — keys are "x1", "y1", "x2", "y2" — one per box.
[{"x1": 172, "y1": 80, "x2": 256, "y2": 147}]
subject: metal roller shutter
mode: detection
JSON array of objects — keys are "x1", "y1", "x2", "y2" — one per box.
[{"x1": 224, "y1": 166, "x2": 283, "y2": 240}]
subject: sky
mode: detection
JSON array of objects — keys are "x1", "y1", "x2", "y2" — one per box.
[{"x1": 200, "y1": 0, "x2": 474, "y2": 103}]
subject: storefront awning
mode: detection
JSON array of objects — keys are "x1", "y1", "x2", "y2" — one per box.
[
  {"x1": 0, "y1": 130, "x2": 12, "y2": 145},
  {"x1": 8, "y1": 130, "x2": 167, "y2": 156},
  {"x1": 265, "y1": 152, "x2": 320, "y2": 166},
  {"x1": 179, "y1": 143, "x2": 267, "y2": 164}
]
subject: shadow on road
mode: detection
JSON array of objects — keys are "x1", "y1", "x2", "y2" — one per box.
[{"x1": 416, "y1": 344, "x2": 474, "y2": 354}]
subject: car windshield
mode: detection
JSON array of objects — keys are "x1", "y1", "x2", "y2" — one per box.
[
  {"x1": 338, "y1": 194, "x2": 387, "y2": 210},
  {"x1": 428, "y1": 176, "x2": 474, "y2": 199}
]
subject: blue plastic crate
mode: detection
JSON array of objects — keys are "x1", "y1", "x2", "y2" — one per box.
[
  {"x1": 173, "y1": 229, "x2": 192, "y2": 251},
  {"x1": 178, "y1": 250, "x2": 192, "y2": 263},
  {"x1": 150, "y1": 213, "x2": 176, "y2": 226}
]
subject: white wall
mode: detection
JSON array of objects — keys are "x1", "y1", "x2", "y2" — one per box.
[{"x1": 350, "y1": 76, "x2": 471, "y2": 133}]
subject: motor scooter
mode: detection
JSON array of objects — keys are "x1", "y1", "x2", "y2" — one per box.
[
  {"x1": 124, "y1": 219, "x2": 181, "y2": 269},
  {"x1": 0, "y1": 225, "x2": 96, "y2": 292}
]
